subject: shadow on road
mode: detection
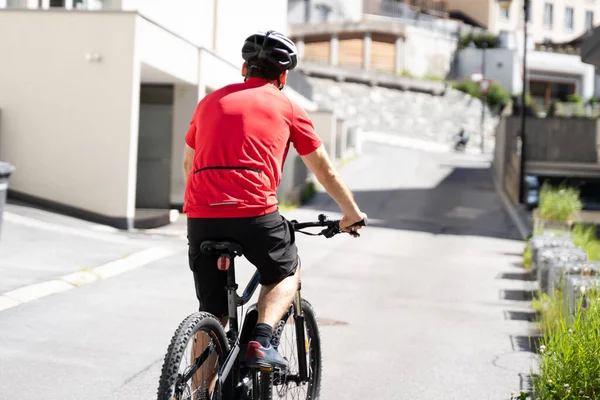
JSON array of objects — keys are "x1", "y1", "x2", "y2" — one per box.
[{"x1": 304, "y1": 164, "x2": 520, "y2": 240}]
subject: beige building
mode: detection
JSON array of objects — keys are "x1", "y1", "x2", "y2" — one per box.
[
  {"x1": 447, "y1": 0, "x2": 600, "y2": 44},
  {"x1": 0, "y1": 1, "x2": 326, "y2": 229}
]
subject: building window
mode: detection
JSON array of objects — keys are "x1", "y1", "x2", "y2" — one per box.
[
  {"x1": 500, "y1": 5, "x2": 510, "y2": 19},
  {"x1": 49, "y1": 0, "x2": 64, "y2": 6},
  {"x1": 586, "y1": 10, "x2": 595, "y2": 30},
  {"x1": 544, "y1": 3, "x2": 554, "y2": 28},
  {"x1": 565, "y1": 6, "x2": 574, "y2": 31}
]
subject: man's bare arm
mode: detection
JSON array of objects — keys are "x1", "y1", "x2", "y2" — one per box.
[
  {"x1": 183, "y1": 144, "x2": 194, "y2": 181},
  {"x1": 301, "y1": 145, "x2": 366, "y2": 230}
]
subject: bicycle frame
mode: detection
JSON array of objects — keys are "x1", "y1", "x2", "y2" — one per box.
[
  {"x1": 211, "y1": 257, "x2": 308, "y2": 399},
  {"x1": 172, "y1": 214, "x2": 360, "y2": 399}
]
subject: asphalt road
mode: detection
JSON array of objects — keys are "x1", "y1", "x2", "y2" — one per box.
[{"x1": 0, "y1": 141, "x2": 535, "y2": 400}]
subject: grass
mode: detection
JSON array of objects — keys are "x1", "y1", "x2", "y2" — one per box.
[
  {"x1": 537, "y1": 183, "x2": 582, "y2": 222},
  {"x1": 524, "y1": 182, "x2": 600, "y2": 399},
  {"x1": 524, "y1": 239, "x2": 532, "y2": 270},
  {"x1": 526, "y1": 184, "x2": 600, "y2": 398},
  {"x1": 532, "y1": 291, "x2": 565, "y2": 334},
  {"x1": 571, "y1": 224, "x2": 600, "y2": 261},
  {"x1": 533, "y1": 289, "x2": 600, "y2": 399}
]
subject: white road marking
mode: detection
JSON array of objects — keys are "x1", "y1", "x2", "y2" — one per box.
[{"x1": 0, "y1": 247, "x2": 177, "y2": 312}]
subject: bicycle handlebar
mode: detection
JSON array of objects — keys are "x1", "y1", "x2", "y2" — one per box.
[{"x1": 290, "y1": 214, "x2": 367, "y2": 238}]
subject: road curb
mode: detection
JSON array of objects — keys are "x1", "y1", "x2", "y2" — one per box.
[
  {"x1": 489, "y1": 170, "x2": 530, "y2": 240},
  {"x1": 0, "y1": 247, "x2": 177, "y2": 312}
]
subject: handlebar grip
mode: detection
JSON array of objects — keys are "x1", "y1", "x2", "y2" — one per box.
[{"x1": 349, "y1": 219, "x2": 367, "y2": 228}]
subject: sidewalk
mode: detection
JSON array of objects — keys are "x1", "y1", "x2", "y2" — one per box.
[{"x1": 0, "y1": 202, "x2": 184, "y2": 310}]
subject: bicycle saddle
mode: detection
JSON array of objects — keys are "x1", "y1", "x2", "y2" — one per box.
[{"x1": 200, "y1": 240, "x2": 244, "y2": 257}]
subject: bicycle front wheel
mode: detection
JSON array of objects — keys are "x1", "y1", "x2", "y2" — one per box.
[
  {"x1": 271, "y1": 299, "x2": 322, "y2": 399},
  {"x1": 157, "y1": 312, "x2": 229, "y2": 400}
]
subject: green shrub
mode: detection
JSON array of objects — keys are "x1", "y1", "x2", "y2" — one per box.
[
  {"x1": 301, "y1": 179, "x2": 317, "y2": 204},
  {"x1": 452, "y1": 79, "x2": 481, "y2": 98},
  {"x1": 459, "y1": 32, "x2": 499, "y2": 49},
  {"x1": 566, "y1": 94, "x2": 583, "y2": 103},
  {"x1": 538, "y1": 183, "x2": 583, "y2": 222},
  {"x1": 533, "y1": 289, "x2": 600, "y2": 399},
  {"x1": 486, "y1": 82, "x2": 511, "y2": 109},
  {"x1": 547, "y1": 100, "x2": 559, "y2": 117}
]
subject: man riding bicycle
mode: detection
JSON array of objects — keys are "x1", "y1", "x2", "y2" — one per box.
[{"x1": 183, "y1": 30, "x2": 366, "y2": 372}]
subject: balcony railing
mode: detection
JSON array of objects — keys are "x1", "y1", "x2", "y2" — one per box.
[
  {"x1": 364, "y1": 0, "x2": 486, "y2": 37},
  {"x1": 363, "y1": 0, "x2": 449, "y2": 20},
  {"x1": 288, "y1": 0, "x2": 486, "y2": 38}
]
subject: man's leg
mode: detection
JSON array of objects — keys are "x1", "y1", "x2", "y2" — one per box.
[
  {"x1": 257, "y1": 269, "x2": 300, "y2": 327},
  {"x1": 241, "y1": 211, "x2": 300, "y2": 369}
]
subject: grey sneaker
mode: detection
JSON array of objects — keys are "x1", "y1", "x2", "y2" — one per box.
[{"x1": 245, "y1": 341, "x2": 289, "y2": 371}]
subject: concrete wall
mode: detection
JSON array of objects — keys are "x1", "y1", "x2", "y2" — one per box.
[
  {"x1": 309, "y1": 110, "x2": 338, "y2": 159},
  {"x1": 120, "y1": 0, "x2": 215, "y2": 49},
  {"x1": 170, "y1": 84, "x2": 201, "y2": 206},
  {"x1": 521, "y1": 117, "x2": 598, "y2": 163},
  {"x1": 0, "y1": 11, "x2": 140, "y2": 220},
  {"x1": 404, "y1": 25, "x2": 457, "y2": 78},
  {"x1": 137, "y1": 16, "x2": 199, "y2": 85},
  {"x1": 456, "y1": 48, "x2": 517, "y2": 92},
  {"x1": 496, "y1": 115, "x2": 599, "y2": 168},
  {"x1": 335, "y1": 118, "x2": 347, "y2": 159}
]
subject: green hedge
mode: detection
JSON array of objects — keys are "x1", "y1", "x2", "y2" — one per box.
[
  {"x1": 459, "y1": 32, "x2": 500, "y2": 49},
  {"x1": 452, "y1": 79, "x2": 511, "y2": 110}
]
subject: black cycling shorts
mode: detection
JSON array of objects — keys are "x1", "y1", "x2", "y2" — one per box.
[{"x1": 187, "y1": 210, "x2": 299, "y2": 319}]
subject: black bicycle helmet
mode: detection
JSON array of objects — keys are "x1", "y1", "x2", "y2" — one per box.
[{"x1": 242, "y1": 30, "x2": 298, "y2": 72}]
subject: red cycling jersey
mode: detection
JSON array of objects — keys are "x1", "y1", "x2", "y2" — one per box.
[{"x1": 183, "y1": 77, "x2": 322, "y2": 218}]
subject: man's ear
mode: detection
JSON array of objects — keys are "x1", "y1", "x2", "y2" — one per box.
[
  {"x1": 241, "y1": 62, "x2": 247, "y2": 78},
  {"x1": 279, "y1": 70, "x2": 288, "y2": 86}
]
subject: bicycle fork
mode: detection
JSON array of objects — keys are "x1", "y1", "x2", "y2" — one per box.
[{"x1": 294, "y1": 281, "x2": 309, "y2": 382}]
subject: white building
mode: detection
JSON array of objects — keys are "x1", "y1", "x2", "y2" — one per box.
[
  {"x1": 448, "y1": 0, "x2": 599, "y2": 109},
  {"x1": 0, "y1": 1, "x2": 318, "y2": 229}
]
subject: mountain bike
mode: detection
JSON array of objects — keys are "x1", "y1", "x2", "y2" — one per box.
[{"x1": 156, "y1": 214, "x2": 366, "y2": 400}]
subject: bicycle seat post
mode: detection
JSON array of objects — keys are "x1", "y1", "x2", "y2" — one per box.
[{"x1": 226, "y1": 258, "x2": 239, "y2": 341}]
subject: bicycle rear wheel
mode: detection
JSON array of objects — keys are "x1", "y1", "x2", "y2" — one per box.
[
  {"x1": 270, "y1": 299, "x2": 322, "y2": 399},
  {"x1": 157, "y1": 312, "x2": 229, "y2": 400}
]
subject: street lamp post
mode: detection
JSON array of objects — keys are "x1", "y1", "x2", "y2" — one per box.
[
  {"x1": 480, "y1": 41, "x2": 488, "y2": 154},
  {"x1": 497, "y1": 0, "x2": 529, "y2": 204}
]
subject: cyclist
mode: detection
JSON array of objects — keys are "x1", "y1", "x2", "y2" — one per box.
[{"x1": 183, "y1": 30, "x2": 367, "y2": 372}]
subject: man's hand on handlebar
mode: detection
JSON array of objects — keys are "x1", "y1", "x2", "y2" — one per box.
[{"x1": 340, "y1": 212, "x2": 368, "y2": 238}]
